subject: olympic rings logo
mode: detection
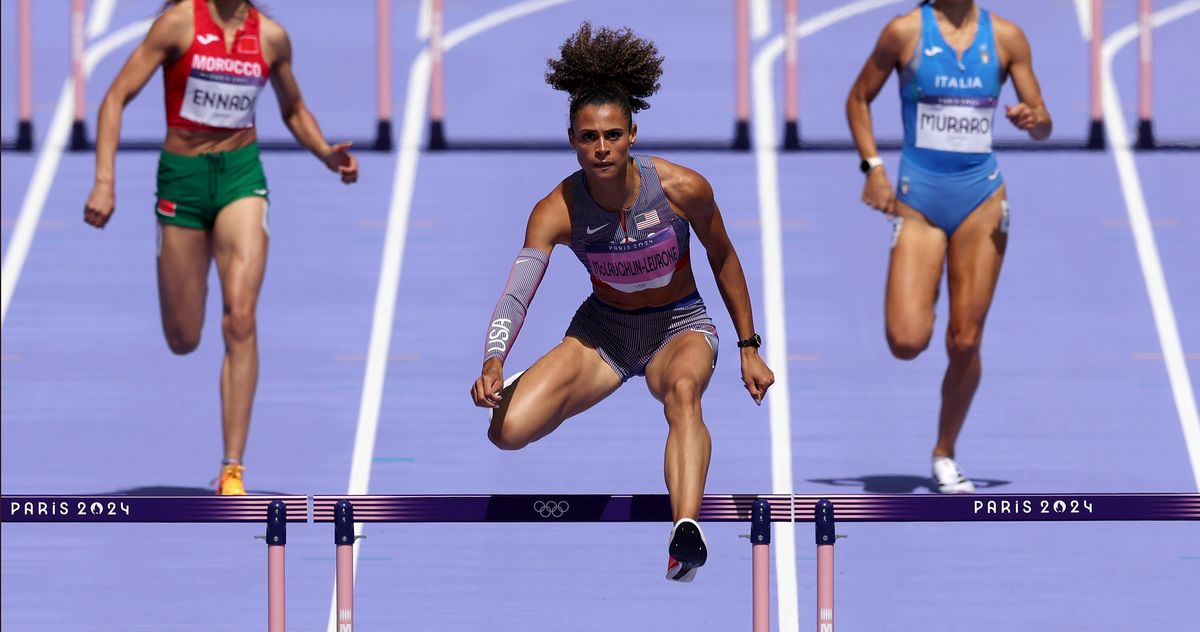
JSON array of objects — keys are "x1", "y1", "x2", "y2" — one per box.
[{"x1": 533, "y1": 500, "x2": 570, "y2": 518}]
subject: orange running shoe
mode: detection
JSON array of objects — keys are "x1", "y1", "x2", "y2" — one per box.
[{"x1": 215, "y1": 464, "x2": 246, "y2": 496}]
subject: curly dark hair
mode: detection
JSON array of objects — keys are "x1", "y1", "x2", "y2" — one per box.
[{"x1": 545, "y1": 22, "x2": 664, "y2": 126}]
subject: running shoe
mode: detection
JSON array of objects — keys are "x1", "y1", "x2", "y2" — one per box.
[
  {"x1": 931, "y1": 456, "x2": 975, "y2": 494},
  {"x1": 665, "y1": 518, "x2": 707, "y2": 582},
  {"x1": 215, "y1": 463, "x2": 246, "y2": 496}
]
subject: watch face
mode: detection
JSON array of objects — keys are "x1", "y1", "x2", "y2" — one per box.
[{"x1": 859, "y1": 160, "x2": 870, "y2": 173}]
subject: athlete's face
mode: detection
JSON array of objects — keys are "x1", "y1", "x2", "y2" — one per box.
[{"x1": 568, "y1": 103, "x2": 637, "y2": 179}]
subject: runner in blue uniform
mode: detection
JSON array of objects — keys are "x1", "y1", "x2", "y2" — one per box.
[{"x1": 846, "y1": 0, "x2": 1051, "y2": 492}]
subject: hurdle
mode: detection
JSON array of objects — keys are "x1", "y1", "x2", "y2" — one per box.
[
  {"x1": 69, "y1": 0, "x2": 87, "y2": 151},
  {"x1": 373, "y1": 0, "x2": 394, "y2": 150},
  {"x1": 749, "y1": 498, "x2": 772, "y2": 632},
  {"x1": 1136, "y1": 0, "x2": 1155, "y2": 149},
  {"x1": 1088, "y1": 0, "x2": 1179, "y2": 150},
  {"x1": 15, "y1": 0, "x2": 34, "y2": 150},
  {"x1": 781, "y1": 0, "x2": 801, "y2": 150},
  {"x1": 425, "y1": 0, "x2": 756, "y2": 151},
  {"x1": 3, "y1": 493, "x2": 1198, "y2": 629},
  {"x1": 814, "y1": 499, "x2": 838, "y2": 632},
  {"x1": 427, "y1": 0, "x2": 447, "y2": 150},
  {"x1": 1088, "y1": 0, "x2": 1105, "y2": 149},
  {"x1": 316, "y1": 494, "x2": 786, "y2": 630}
]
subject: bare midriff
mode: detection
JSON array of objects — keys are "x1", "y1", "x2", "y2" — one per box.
[{"x1": 163, "y1": 126, "x2": 258, "y2": 156}]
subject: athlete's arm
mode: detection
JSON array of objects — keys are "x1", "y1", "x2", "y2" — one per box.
[
  {"x1": 471, "y1": 183, "x2": 571, "y2": 409},
  {"x1": 85, "y1": 6, "x2": 189, "y2": 228},
  {"x1": 657, "y1": 159, "x2": 774, "y2": 405},
  {"x1": 846, "y1": 14, "x2": 917, "y2": 216},
  {"x1": 995, "y1": 17, "x2": 1052, "y2": 141},
  {"x1": 262, "y1": 19, "x2": 357, "y2": 183}
]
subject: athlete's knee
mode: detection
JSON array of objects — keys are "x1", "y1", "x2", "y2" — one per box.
[
  {"x1": 164, "y1": 329, "x2": 201, "y2": 355},
  {"x1": 487, "y1": 423, "x2": 532, "y2": 451},
  {"x1": 887, "y1": 328, "x2": 931, "y2": 360},
  {"x1": 662, "y1": 377, "x2": 703, "y2": 423},
  {"x1": 222, "y1": 306, "x2": 257, "y2": 343},
  {"x1": 946, "y1": 322, "x2": 982, "y2": 359}
]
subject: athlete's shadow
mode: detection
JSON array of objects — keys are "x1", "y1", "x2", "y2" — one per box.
[
  {"x1": 102, "y1": 485, "x2": 293, "y2": 496},
  {"x1": 807, "y1": 475, "x2": 1011, "y2": 494}
]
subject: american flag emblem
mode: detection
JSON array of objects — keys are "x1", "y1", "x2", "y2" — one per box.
[{"x1": 633, "y1": 209, "x2": 659, "y2": 231}]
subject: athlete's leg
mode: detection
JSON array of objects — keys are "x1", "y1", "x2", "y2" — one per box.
[
  {"x1": 644, "y1": 331, "x2": 717, "y2": 523},
  {"x1": 937, "y1": 186, "x2": 1007, "y2": 458},
  {"x1": 157, "y1": 224, "x2": 212, "y2": 354},
  {"x1": 211, "y1": 197, "x2": 269, "y2": 464},
  {"x1": 488, "y1": 336, "x2": 623, "y2": 450},
  {"x1": 886, "y1": 203, "x2": 948, "y2": 359}
]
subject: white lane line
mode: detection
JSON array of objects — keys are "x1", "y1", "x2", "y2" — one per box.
[
  {"x1": 1073, "y1": 0, "x2": 1092, "y2": 40},
  {"x1": 1, "y1": 17, "x2": 151, "y2": 328},
  {"x1": 751, "y1": 2, "x2": 904, "y2": 629},
  {"x1": 751, "y1": 0, "x2": 772, "y2": 40},
  {"x1": 327, "y1": 4, "x2": 574, "y2": 629},
  {"x1": 1100, "y1": 0, "x2": 1200, "y2": 490},
  {"x1": 417, "y1": 0, "x2": 432, "y2": 39},
  {"x1": 86, "y1": 0, "x2": 119, "y2": 40}
]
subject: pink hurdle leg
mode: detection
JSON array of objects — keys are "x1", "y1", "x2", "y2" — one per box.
[
  {"x1": 269, "y1": 546, "x2": 285, "y2": 632},
  {"x1": 753, "y1": 544, "x2": 770, "y2": 631},
  {"x1": 263, "y1": 500, "x2": 287, "y2": 632},
  {"x1": 750, "y1": 498, "x2": 772, "y2": 631},
  {"x1": 817, "y1": 544, "x2": 834, "y2": 631},
  {"x1": 815, "y1": 499, "x2": 837, "y2": 632},
  {"x1": 336, "y1": 545, "x2": 354, "y2": 630},
  {"x1": 335, "y1": 500, "x2": 357, "y2": 631}
]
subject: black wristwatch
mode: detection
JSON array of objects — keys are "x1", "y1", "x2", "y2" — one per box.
[{"x1": 737, "y1": 333, "x2": 762, "y2": 349}]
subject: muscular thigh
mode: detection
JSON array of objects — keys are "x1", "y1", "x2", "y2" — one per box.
[
  {"x1": 886, "y1": 202, "x2": 948, "y2": 337},
  {"x1": 212, "y1": 197, "x2": 269, "y2": 311},
  {"x1": 644, "y1": 331, "x2": 716, "y2": 403},
  {"x1": 493, "y1": 336, "x2": 623, "y2": 439},
  {"x1": 157, "y1": 223, "x2": 212, "y2": 334},
  {"x1": 947, "y1": 186, "x2": 1007, "y2": 327}
]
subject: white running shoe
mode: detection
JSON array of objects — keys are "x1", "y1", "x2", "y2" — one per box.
[
  {"x1": 665, "y1": 518, "x2": 708, "y2": 583},
  {"x1": 487, "y1": 370, "x2": 525, "y2": 422},
  {"x1": 931, "y1": 456, "x2": 976, "y2": 494}
]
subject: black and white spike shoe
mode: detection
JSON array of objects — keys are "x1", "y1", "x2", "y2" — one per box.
[{"x1": 665, "y1": 518, "x2": 707, "y2": 583}]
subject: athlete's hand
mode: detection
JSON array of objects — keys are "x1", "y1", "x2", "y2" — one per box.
[
  {"x1": 323, "y1": 142, "x2": 358, "y2": 184},
  {"x1": 861, "y1": 167, "x2": 896, "y2": 216},
  {"x1": 1005, "y1": 103, "x2": 1037, "y2": 131},
  {"x1": 471, "y1": 359, "x2": 505, "y2": 408},
  {"x1": 740, "y1": 348, "x2": 775, "y2": 406},
  {"x1": 84, "y1": 181, "x2": 116, "y2": 229}
]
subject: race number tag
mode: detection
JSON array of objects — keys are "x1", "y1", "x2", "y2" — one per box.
[
  {"x1": 915, "y1": 95, "x2": 996, "y2": 153},
  {"x1": 178, "y1": 54, "x2": 267, "y2": 129},
  {"x1": 586, "y1": 227, "x2": 679, "y2": 293}
]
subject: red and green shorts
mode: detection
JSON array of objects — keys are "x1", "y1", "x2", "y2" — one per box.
[{"x1": 155, "y1": 142, "x2": 268, "y2": 230}]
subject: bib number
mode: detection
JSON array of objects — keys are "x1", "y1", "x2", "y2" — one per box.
[
  {"x1": 915, "y1": 96, "x2": 995, "y2": 153},
  {"x1": 179, "y1": 72, "x2": 264, "y2": 129},
  {"x1": 586, "y1": 227, "x2": 679, "y2": 293}
]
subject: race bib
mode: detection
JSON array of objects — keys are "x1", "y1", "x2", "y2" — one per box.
[
  {"x1": 586, "y1": 227, "x2": 680, "y2": 293},
  {"x1": 915, "y1": 95, "x2": 995, "y2": 153},
  {"x1": 178, "y1": 54, "x2": 267, "y2": 129}
]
